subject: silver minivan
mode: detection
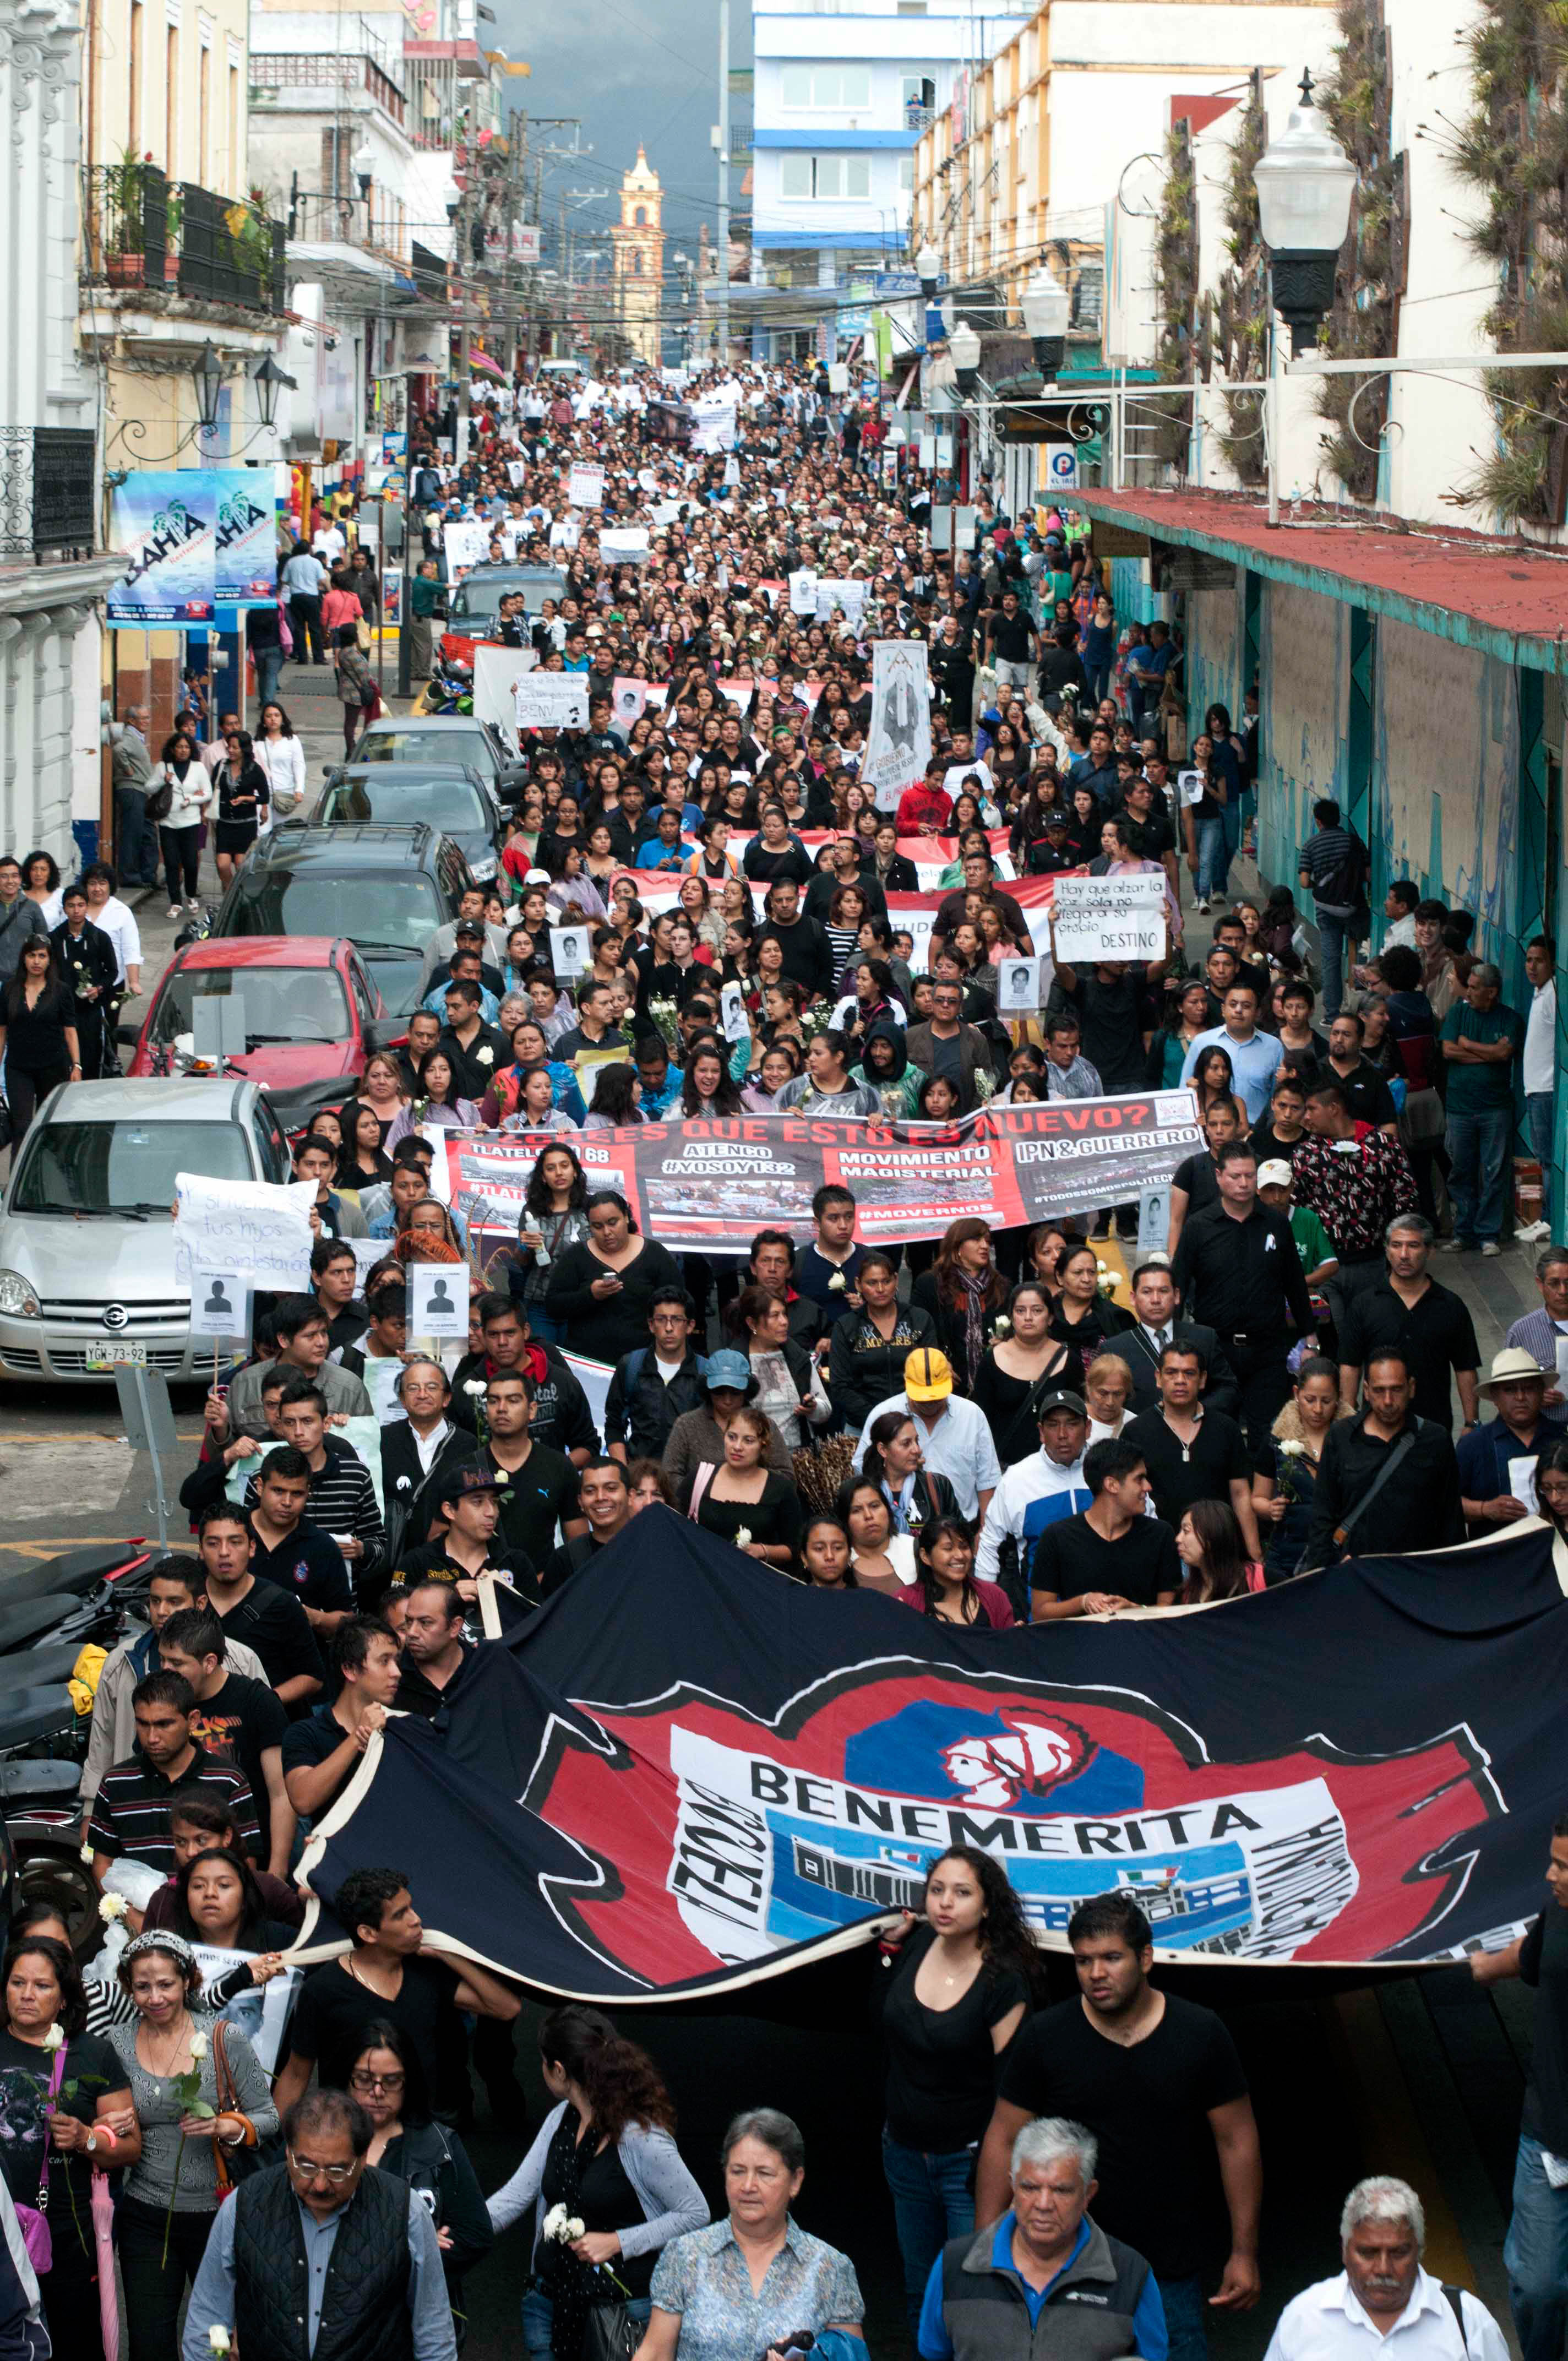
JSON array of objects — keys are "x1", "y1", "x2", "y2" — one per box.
[{"x1": 0, "y1": 1078, "x2": 288, "y2": 1383}]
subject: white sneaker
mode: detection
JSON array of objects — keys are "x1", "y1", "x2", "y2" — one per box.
[
  {"x1": 1480, "y1": 1241, "x2": 1502, "y2": 1256},
  {"x1": 168, "y1": 904, "x2": 183, "y2": 920},
  {"x1": 1195, "y1": 896, "x2": 1210, "y2": 915},
  {"x1": 1515, "y1": 1218, "x2": 1548, "y2": 1243}
]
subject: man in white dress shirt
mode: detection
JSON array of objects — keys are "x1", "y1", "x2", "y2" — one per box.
[{"x1": 1262, "y1": 2178, "x2": 1507, "y2": 2361}]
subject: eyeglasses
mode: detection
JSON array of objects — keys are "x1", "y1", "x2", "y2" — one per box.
[
  {"x1": 349, "y1": 2070, "x2": 405, "y2": 2092},
  {"x1": 287, "y1": 2148, "x2": 362, "y2": 2184}
]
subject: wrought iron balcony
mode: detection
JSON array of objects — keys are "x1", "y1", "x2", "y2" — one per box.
[
  {"x1": 84, "y1": 164, "x2": 286, "y2": 313},
  {"x1": 0, "y1": 428, "x2": 97, "y2": 562}
]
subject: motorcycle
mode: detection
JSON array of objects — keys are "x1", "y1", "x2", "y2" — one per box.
[
  {"x1": 0, "y1": 1541, "x2": 159, "y2": 1950},
  {"x1": 423, "y1": 660, "x2": 474, "y2": 717}
]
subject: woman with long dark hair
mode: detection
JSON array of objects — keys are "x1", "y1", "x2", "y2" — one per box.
[
  {"x1": 489, "y1": 1141, "x2": 591, "y2": 1342},
  {"x1": 545, "y1": 1191, "x2": 683, "y2": 1363},
  {"x1": 350, "y1": 2019, "x2": 493, "y2": 2341},
  {"x1": 337, "y1": 1099, "x2": 395, "y2": 1191},
  {"x1": 212, "y1": 725, "x2": 269, "y2": 886},
  {"x1": 874, "y1": 1847, "x2": 1037, "y2": 2329},
  {"x1": 900, "y1": 1517, "x2": 1014, "y2": 1628},
  {"x1": 970, "y1": 1281, "x2": 1076, "y2": 1466},
  {"x1": 1175, "y1": 1498, "x2": 1262, "y2": 1602},
  {"x1": 679, "y1": 1041, "x2": 746, "y2": 1120},
  {"x1": 911, "y1": 1219, "x2": 1008, "y2": 1395},
  {"x1": 583, "y1": 1064, "x2": 644, "y2": 1130},
  {"x1": 0, "y1": 1932, "x2": 139, "y2": 2360},
  {"x1": 487, "y1": 2004, "x2": 708, "y2": 2361},
  {"x1": 0, "y1": 936, "x2": 79, "y2": 1144},
  {"x1": 863, "y1": 1412, "x2": 960, "y2": 1536}
]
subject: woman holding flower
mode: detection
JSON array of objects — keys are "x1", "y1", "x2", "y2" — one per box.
[
  {"x1": 692, "y1": 1406, "x2": 805, "y2": 1573},
  {"x1": 1250, "y1": 1353, "x2": 1351, "y2": 1585},
  {"x1": 105, "y1": 1932, "x2": 277, "y2": 2361},
  {"x1": 0, "y1": 1933, "x2": 138, "y2": 2360},
  {"x1": 969, "y1": 1282, "x2": 1075, "y2": 1466},
  {"x1": 488, "y1": 2003, "x2": 707, "y2": 2361}
]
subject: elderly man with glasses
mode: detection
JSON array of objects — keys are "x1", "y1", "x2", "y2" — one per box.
[{"x1": 182, "y1": 2085, "x2": 458, "y2": 2361}]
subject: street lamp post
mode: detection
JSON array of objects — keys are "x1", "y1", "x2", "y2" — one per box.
[
  {"x1": 1020, "y1": 262, "x2": 1070, "y2": 380},
  {"x1": 1253, "y1": 69, "x2": 1357, "y2": 525},
  {"x1": 916, "y1": 241, "x2": 940, "y2": 300}
]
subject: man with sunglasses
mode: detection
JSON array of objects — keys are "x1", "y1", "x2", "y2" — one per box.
[{"x1": 182, "y1": 2087, "x2": 458, "y2": 2360}]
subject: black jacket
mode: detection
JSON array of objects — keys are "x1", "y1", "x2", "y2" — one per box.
[
  {"x1": 1099, "y1": 1321, "x2": 1242, "y2": 1421},
  {"x1": 377, "y1": 1419, "x2": 475, "y2": 1574},
  {"x1": 603, "y1": 1347, "x2": 710, "y2": 1459},
  {"x1": 1304, "y1": 1412, "x2": 1465, "y2": 1565}
]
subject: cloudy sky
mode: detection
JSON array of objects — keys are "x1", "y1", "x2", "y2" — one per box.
[{"x1": 499, "y1": 0, "x2": 753, "y2": 290}]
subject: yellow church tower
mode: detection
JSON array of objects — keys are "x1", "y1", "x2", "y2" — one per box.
[{"x1": 611, "y1": 147, "x2": 665, "y2": 364}]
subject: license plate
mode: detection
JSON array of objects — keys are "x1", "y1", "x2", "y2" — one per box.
[{"x1": 85, "y1": 1341, "x2": 146, "y2": 1371}]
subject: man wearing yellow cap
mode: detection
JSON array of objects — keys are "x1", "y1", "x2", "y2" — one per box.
[{"x1": 850, "y1": 1347, "x2": 1001, "y2": 1524}]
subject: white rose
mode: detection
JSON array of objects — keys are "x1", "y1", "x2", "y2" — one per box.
[
  {"x1": 41, "y1": 2025, "x2": 63, "y2": 2053},
  {"x1": 396, "y1": 1473, "x2": 412, "y2": 1491},
  {"x1": 464, "y1": 1379, "x2": 488, "y2": 1397},
  {"x1": 542, "y1": 2204, "x2": 570, "y2": 2242},
  {"x1": 98, "y1": 1892, "x2": 128, "y2": 1923},
  {"x1": 188, "y1": 2031, "x2": 208, "y2": 2061},
  {"x1": 827, "y1": 1270, "x2": 846, "y2": 1291},
  {"x1": 566, "y1": 2216, "x2": 586, "y2": 2242},
  {"x1": 209, "y1": 2332, "x2": 232, "y2": 2358},
  {"x1": 80, "y1": 1842, "x2": 95, "y2": 1865},
  {"x1": 734, "y1": 1527, "x2": 753, "y2": 1548},
  {"x1": 476, "y1": 1046, "x2": 496, "y2": 1065}
]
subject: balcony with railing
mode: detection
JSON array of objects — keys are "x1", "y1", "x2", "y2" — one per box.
[
  {"x1": 249, "y1": 52, "x2": 407, "y2": 127},
  {"x1": 287, "y1": 187, "x2": 410, "y2": 268},
  {"x1": 0, "y1": 429, "x2": 96, "y2": 563},
  {"x1": 83, "y1": 164, "x2": 286, "y2": 312}
]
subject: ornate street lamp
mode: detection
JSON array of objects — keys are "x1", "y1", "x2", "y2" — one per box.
[
  {"x1": 948, "y1": 319, "x2": 981, "y2": 396},
  {"x1": 1020, "y1": 262, "x2": 1070, "y2": 378},
  {"x1": 1253, "y1": 70, "x2": 1357, "y2": 356},
  {"x1": 916, "y1": 241, "x2": 940, "y2": 300},
  {"x1": 193, "y1": 341, "x2": 224, "y2": 433},
  {"x1": 252, "y1": 351, "x2": 293, "y2": 429}
]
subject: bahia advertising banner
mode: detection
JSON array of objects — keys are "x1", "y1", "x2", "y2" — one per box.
[
  {"x1": 106, "y1": 473, "x2": 217, "y2": 626},
  {"x1": 212, "y1": 470, "x2": 279, "y2": 605}
]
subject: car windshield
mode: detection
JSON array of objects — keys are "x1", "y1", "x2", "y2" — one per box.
[
  {"x1": 318, "y1": 778, "x2": 488, "y2": 835},
  {"x1": 358, "y1": 727, "x2": 490, "y2": 770},
  {"x1": 11, "y1": 1121, "x2": 252, "y2": 1215},
  {"x1": 451, "y1": 576, "x2": 562, "y2": 622},
  {"x1": 149, "y1": 966, "x2": 350, "y2": 1050},
  {"x1": 232, "y1": 871, "x2": 444, "y2": 953}
]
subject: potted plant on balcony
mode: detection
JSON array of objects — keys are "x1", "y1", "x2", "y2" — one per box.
[
  {"x1": 224, "y1": 191, "x2": 276, "y2": 295},
  {"x1": 104, "y1": 149, "x2": 151, "y2": 284}
]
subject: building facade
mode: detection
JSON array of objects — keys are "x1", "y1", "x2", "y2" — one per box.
[
  {"x1": 752, "y1": 0, "x2": 1028, "y2": 349},
  {"x1": 611, "y1": 148, "x2": 663, "y2": 364},
  {"x1": 0, "y1": 0, "x2": 119, "y2": 864}
]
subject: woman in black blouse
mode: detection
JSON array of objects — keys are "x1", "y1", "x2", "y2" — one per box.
[
  {"x1": 874, "y1": 1847, "x2": 1038, "y2": 2331},
  {"x1": 0, "y1": 937, "x2": 80, "y2": 1144},
  {"x1": 544, "y1": 1190, "x2": 683, "y2": 1362},
  {"x1": 213, "y1": 727, "x2": 270, "y2": 888},
  {"x1": 1048, "y1": 1240, "x2": 1131, "y2": 1378}
]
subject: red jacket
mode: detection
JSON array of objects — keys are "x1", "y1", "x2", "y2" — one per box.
[{"x1": 896, "y1": 782, "x2": 952, "y2": 834}]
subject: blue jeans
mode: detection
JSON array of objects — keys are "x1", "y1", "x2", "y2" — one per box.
[
  {"x1": 1215, "y1": 799, "x2": 1243, "y2": 897},
  {"x1": 1528, "y1": 1091, "x2": 1555, "y2": 1231},
  {"x1": 1315, "y1": 911, "x2": 1349, "y2": 1019},
  {"x1": 1158, "y1": 2273, "x2": 1211, "y2": 2361},
  {"x1": 254, "y1": 646, "x2": 284, "y2": 712},
  {"x1": 1196, "y1": 814, "x2": 1226, "y2": 902},
  {"x1": 1507, "y1": 2135, "x2": 1568, "y2": 2361},
  {"x1": 1445, "y1": 1105, "x2": 1513, "y2": 1243},
  {"x1": 113, "y1": 784, "x2": 159, "y2": 884},
  {"x1": 881, "y1": 2128, "x2": 976, "y2": 2334},
  {"x1": 522, "y1": 2289, "x2": 651, "y2": 2359}
]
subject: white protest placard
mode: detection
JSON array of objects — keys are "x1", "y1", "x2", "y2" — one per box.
[
  {"x1": 862, "y1": 639, "x2": 931, "y2": 814},
  {"x1": 650, "y1": 501, "x2": 682, "y2": 530},
  {"x1": 189, "y1": 1270, "x2": 251, "y2": 1340},
  {"x1": 816, "y1": 578, "x2": 868, "y2": 626},
  {"x1": 472, "y1": 643, "x2": 530, "y2": 754},
  {"x1": 997, "y1": 955, "x2": 1043, "y2": 1015},
  {"x1": 550, "y1": 923, "x2": 592, "y2": 978},
  {"x1": 720, "y1": 981, "x2": 749, "y2": 1045},
  {"x1": 173, "y1": 1174, "x2": 317, "y2": 1289},
  {"x1": 638, "y1": 468, "x2": 659, "y2": 492},
  {"x1": 568, "y1": 462, "x2": 605, "y2": 508},
  {"x1": 1050, "y1": 874, "x2": 1168, "y2": 964},
  {"x1": 1137, "y1": 1187, "x2": 1172, "y2": 1251},
  {"x1": 514, "y1": 673, "x2": 590, "y2": 732},
  {"x1": 601, "y1": 526, "x2": 650, "y2": 566},
  {"x1": 788, "y1": 569, "x2": 819, "y2": 616},
  {"x1": 441, "y1": 519, "x2": 488, "y2": 579},
  {"x1": 507, "y1": 460, "x2": 527, "y2": 487},
  {"x1": 723, "y1": 456, "x2": 742, "y2": 487},
  {"x1": 1178, "y1": 770, "x2": 1206, "y2": 808},
  {"x1": 407, "y1": 1261, "x2": 470, "y2": 1341},
  {"x1": 612, "y1": 677, "x2": 647, "y2": 728}
]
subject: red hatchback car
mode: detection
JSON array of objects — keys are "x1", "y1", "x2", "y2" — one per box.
[{"x1": 127, "y1": 936, "x2": 402, "y2": 1133}]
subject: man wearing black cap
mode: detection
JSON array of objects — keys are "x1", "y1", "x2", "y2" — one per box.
[
  {"x1": 390, "y1": 1463, "x2": 537, "y2": 1607},
  {"x1": 974, "y1": 1387, "x2": 1095, "y2": 1615},
  {"x1": 1025, "y1": 808, "x2": 1082, "y2": 878}
]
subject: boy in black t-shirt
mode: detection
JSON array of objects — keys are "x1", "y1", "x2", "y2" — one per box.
[
  {"x1": 270, "y1": 1865, "x2": 521, "y2": 2123},
  {"x1": 155, "y1": 1606, "x2": 292, "y2": 1877},
  {"x1": 195, "y1": 1503, "x2": 325, "y2": 1715},
  {"x1": 1030, "y1": 1437, "x2": 1182, "y2": 1620}
]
